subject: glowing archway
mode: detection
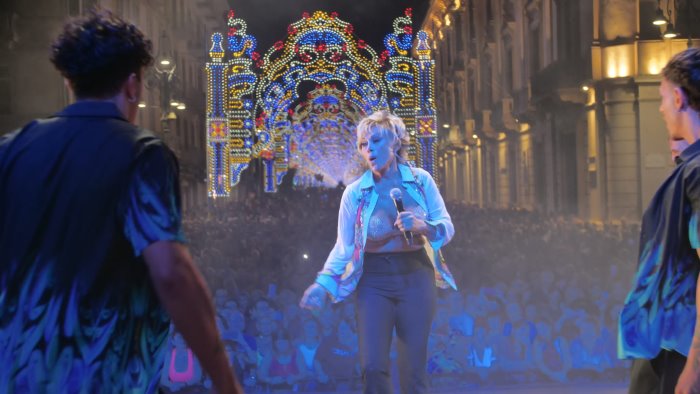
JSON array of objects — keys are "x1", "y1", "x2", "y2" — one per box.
[
  {"x1": 290, "y1": 83, "x2": 366, "y2": 187},
  {"x1": 205, "y1": 9, "x2": 437, "y2": 196}
]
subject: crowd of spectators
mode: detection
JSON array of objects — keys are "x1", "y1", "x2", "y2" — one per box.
[{"x1": 161, "y1": 186, "x2": 639, "y2": 393}]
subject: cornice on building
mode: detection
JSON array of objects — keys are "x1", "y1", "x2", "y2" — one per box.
[{"x1": 591, "y1": 38, "x2": 700, "y2": 83}]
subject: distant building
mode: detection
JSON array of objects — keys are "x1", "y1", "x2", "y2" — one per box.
[
  {"x1": 423, "y1": 0, "x2": 700, "y2": 221},
  {"x1": 0, "y1": 0, "x2": 227, "y2": 212}
]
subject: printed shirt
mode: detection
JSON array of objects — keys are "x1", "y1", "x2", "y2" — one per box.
[
  {"x1": 315, "y1": 164, "x2": 456, "y2": 302},
  {"x1": 619, "y1": 139, "x2": 700, "y2": 359},
  {"x1": 0, "y1": 102, "x2": 185, "y2": 393}
]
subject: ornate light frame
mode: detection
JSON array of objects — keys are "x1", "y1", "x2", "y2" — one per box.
[{"x1": 205, "y1": 9, "x2": 438, "y2": 196}]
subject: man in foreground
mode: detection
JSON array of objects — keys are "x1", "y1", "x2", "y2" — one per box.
[
  {"x1": 619, "y1": 47, "x2": 700, "y2": 394},
  {"x1": 0, "y1": 9, "x2": 241, "y2": 393}
]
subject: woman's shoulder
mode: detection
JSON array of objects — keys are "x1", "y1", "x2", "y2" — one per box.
[
  {"x1": 342, "y1": 171, "x2": 372, "y2": 195},
  {"x1": 345, "y1": 175, "x2": 365, "y2": 190},
  {"x1": 410, "y1": 166, "x2": 431, "y2": 178},
  {"x1": 402, "y1": 165, "x2": 435, "y2": 184}
]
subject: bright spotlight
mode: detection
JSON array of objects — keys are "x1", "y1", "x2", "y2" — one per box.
[
  {"x1": 664, "y1": 24, "x2": 678, "y2": 39},
  {"x1": 652, "y1": 8, "x2": 668, "y2": 26}
]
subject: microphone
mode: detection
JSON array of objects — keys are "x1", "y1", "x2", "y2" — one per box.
[{"x1": 390, "y1": 188, "x2": 413, "y2": 245}]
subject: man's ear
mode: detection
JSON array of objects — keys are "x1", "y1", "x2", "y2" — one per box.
[
  {"x1": 63, "y1": 78, "x2": 75, "y2": 101},
  {"x1": 674, "y1": 86, "x2": 688, "y2": 111},
  {"x1": 124, "y1": 72, "x2": 141, "y2": 103}
]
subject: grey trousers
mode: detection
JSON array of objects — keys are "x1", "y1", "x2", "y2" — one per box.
[
  {"x1": 629, "y1": 350, "x2": 686, "y2": 394},
  {"x1": 355, "y1": 249, "x2": 437, "y2": 394}
]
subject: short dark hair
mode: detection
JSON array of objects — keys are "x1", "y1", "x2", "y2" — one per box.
[
  {"x1": 662, "y1": 47, "x2": 700, "y2": 113},
  {"x1": 50, "y1": 8, "x2": 153, "y2": 98}
]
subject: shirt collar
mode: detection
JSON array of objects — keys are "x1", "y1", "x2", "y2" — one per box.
[
  {"x1": 359, "y1": 163, "x2": 415, "y2": 190},
  {"x1": 54, "y1": 101, "x2": 128, "y2": 121},
  {"x1": 678, "y1": 138, "x2": 700, "y2": 164}
]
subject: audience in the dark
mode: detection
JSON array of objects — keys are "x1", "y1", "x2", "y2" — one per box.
[{"x1": 161, "y1": 186, "x2": 637, "y2": 392}]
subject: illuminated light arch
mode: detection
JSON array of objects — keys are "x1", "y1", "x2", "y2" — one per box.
[
  {"x1": 205, "y1": 8, "x2": 438, "y2": 196},
  {"x1": 290, "y1": 83, "x2": 366, "y2": 187}
]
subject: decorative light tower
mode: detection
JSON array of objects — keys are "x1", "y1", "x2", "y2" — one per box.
[
  {"x1": 205, "y1": 9, "x2": 439, "y2": 196},
  {"x1": 414, "y1": 30, "x2": 439, "y2": 181}
]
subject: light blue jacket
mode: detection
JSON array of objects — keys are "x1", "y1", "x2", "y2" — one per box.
[{"x1": 316, "y1": 164, "x2": 456, "y2": 302}]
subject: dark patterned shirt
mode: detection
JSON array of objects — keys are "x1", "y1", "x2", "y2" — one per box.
[
  {"x1": 0, "y1": 102, "x2": 185, "y2": 393},
  {"x1": 619, "y1": 139, "x2": 700, "y2": 359}
]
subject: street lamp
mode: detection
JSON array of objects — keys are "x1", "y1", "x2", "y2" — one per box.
[
  {"x1": 653, "y1": 6, "x2": 668, "y2": 26},
  {"x1": 653, "y1": 0, "x2": 699, "y2": 47},
  {"x1": 146, "y1": 31, "x2": 183, "y2": 135},
  {"x1": 664, "y1": 23, "x2": 678, "y2": 39}
]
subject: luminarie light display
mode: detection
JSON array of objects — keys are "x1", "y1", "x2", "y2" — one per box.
[{"x1": 206, "y1": 8, "x2": 438, "y2": 196}]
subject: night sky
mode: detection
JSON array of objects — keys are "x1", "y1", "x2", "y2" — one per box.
[{"x1": 225, "y1": 0, "x2": 430, "y2": 55}]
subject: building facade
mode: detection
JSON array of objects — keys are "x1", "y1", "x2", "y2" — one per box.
[
  {"x1": 0, "y1": 0, "x2": 227, "y2": 212},
  {"x1": 424, "y1": 0, "x2": 699, "y2": 221}
]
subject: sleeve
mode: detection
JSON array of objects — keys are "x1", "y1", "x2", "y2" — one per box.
[
  {"x1": 315, "y1": 186, "x2": 357, "y2": 298},
  {"x1": 421, "y1": 170, "x2": 455, "y2": 249},
  {"x1": 122, "y1": 145, "x2": 186, "y2": 256},
  {"x1": 686, "y1": 163, "x2": 700, "y2": 249},
  {"x1": 0, "y1": 127, "x2": 23, "y2": 157}
]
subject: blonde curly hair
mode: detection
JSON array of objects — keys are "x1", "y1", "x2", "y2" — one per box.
[{"x1": 355, "y1": 110, "x2": 410, "y2": 164}]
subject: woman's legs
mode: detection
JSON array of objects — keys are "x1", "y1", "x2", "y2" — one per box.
[
  {"x1": 395, "y1": 266, "x2": 436, "y2": 394},
  {"x1": 356, "y1": 250, "x2": 437, "y2": 394},
  {"x1": 356, "y1": 277, "x2": 396, "y2": 394}
]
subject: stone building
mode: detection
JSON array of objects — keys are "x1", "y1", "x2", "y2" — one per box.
[
  {"x1": 424, "y1": 0, "x2": 700, "y2": 221},
  {"x1": 0, "y1": 0, "x2": 227, "y2": 211}
]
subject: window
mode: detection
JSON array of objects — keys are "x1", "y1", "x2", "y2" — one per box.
[
  {"x1": 453, "y1": 82, "x2": 461, "y2": 123},
  {"x1": 454, "y1": 13, "x2": 465, "y2": 49},
  {"x1": 467, "y1": 69, "x2": 476, "y2": 115},
  {"x1": 529, "y1": 26, "x2": 540, "y2": 76},
  {"x1": 67, "y1": 0, "x2": 80, "y2": 16},
  {"x1": 505, "y1": 45, "x2": 513, "y2": 92},
  {"x1": 482, "y1": 54, "x2": 493, "y2": 105},
  {"x1": 189, "y1": 119, "x2": 194, "y2": 148},
  {"x1": 194, "y1": 116, "x2": 199, "y2": 148},
  {"x1": 0, "y1": 65, "x2": 10, "y2": 114}
]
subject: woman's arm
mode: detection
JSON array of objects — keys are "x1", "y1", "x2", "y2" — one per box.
[
  {"x1": 314, "y1": 186, "x2": 358, "y2": 300},
  {"x1": 418, "y1": 169, "x2": 454, "y2": 246}
]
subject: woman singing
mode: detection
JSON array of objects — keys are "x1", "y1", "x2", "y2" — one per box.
[{"x1": 300, "y1": 110, "x2": 456, "y2": 394}]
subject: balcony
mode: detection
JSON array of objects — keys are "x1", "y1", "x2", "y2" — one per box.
[
  {"x1": 530, "y1": 57, "x2": 589, "y2": 103},
  {"x1": 512, "y1": 86, "x2": 533, "y2": 120},
  {"x1": 491, "y1": 98, "x2": 519, "y2": 132}
]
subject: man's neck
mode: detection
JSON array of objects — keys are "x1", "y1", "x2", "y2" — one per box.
[
  {"x1": 682, "y1": 111, "x2": 700, "y2": 144},
  {"x1": 74, "y1": 95, "x2": 130, "y2": 122}
]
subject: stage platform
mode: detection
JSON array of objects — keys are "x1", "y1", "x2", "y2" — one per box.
[{"x1": 178, "y1": 382, "x2": 628, "y2": 394}]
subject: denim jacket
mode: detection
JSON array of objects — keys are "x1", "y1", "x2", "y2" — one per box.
[{"x1": 316, "y1": 164, "x2": 456, "y2": 302}]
